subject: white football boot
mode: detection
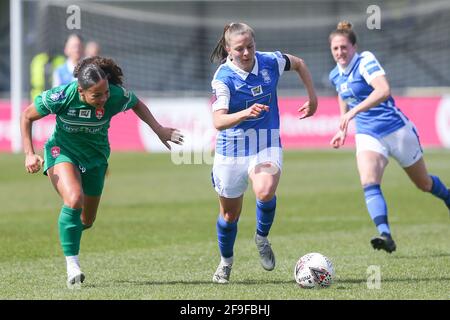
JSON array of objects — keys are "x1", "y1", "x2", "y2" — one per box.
[
  {"x1": 212, "y1": 262, "x2": 233, "y2": 284},
  {"x1": 66, "y1": 256, "x2": 85, "y2": 289},
  {"x1": 255, "y1": 233, "x2": 275, "y2": 271}
]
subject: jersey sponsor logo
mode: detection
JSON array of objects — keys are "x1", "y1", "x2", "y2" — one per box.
[
  {"x1": 62, "y1": 124, "x2": 103, "y2": 134},
  {"x1": 79, "y1": 109, "x2": 91, "y2": 118},
  {"x1": 244, "y1": 93, "x2": 271, "y2": 122},
  {"x1": 50, "y1": 91, "x2": 66, "y2": 101},
  {"x1": 67, "y1": 109, "x2": 77, "y2": 117},
  {"x1": 261, "y1": 69, "x2": 271, "y2": 84},
  {"x1": 95, "y1": 108, "x2": 105, "y2": 119},
  {"x1": 251, "y1": 85, "x2": 263, "y2": 96},
  {"x1": 51, "y1": 146, "x2": 60, "y2": 159}
]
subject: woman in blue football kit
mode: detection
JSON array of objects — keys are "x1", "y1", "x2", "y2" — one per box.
[
  {"x1": 210, "y1": 22, "x2": 318, "y2": 283},
  {"x1": 328, "y1": 21, "x2": 450, "y2": 253}
]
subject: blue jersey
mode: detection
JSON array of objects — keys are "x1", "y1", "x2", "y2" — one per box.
[
  {"x1": 211, "y1": 51, "x2": 287, "y2": 156},
  {"x1": 53, "y1": 61, "x2": 77, "y2": 87},
  {"x1": 329, "y1": 51, "x2": 406, "y2": 139}
]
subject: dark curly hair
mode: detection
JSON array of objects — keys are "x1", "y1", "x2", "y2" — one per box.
[{"x1": 74, "y1": 56, "x2": 124, "y2": 89}]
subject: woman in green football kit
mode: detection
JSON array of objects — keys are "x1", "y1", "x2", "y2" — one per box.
[{"x1": 21, "y1": 56, "x2": 184, "y2": 288}]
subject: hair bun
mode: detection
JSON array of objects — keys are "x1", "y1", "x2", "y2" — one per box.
[{"x1": 337, "y1": 20, "x2": 353, "y2": 31}]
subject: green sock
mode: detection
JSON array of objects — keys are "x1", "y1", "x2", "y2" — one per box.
[{"x1": 58, "y1": 205, "x2": 83, "y2": 256}]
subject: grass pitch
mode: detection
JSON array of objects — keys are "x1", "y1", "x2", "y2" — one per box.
[{"x1": 0, "y1": 150, "x2": 449, "y2": 300}]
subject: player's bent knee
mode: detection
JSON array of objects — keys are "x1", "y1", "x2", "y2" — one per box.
[
  {"x1": 82, "y1": 224, "x2": 93, "y2": 230},
  {"x1": 255, "y1": 190, "x2": 276, "y2": 202},
  {"x1": 222, "y1": 212, "x2": 239, "y2": 223},
  {"x1": 415, "y1": 180, "x2": 432, "y2": 192},
  {"x1": 81, "y1": 215, "x2": 96, "y2": 226},
  {"x1": 361, "y1": 179, "x2": 380, "y2": 188},
  {"x1": 65, "y1": 193, "x2": 84, "y2": 209}
]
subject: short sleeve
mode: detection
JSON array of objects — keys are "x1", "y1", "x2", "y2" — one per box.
[
  {"x1": 272, "y1": 51, "x2": 287, "y2": 76},
  {"x1": 359, "y1": 51, "x2": 385, "y2": 84},
  {"x1": 118, "y1": 86, "x2": 138, "y2": 112},
  {"x1": 34, "y1": 86, "x2": 68, "y2": 116},
  {"x1": 329, "y1": 67, "x2": 339, "y2": 91},
  {"x1": 211, "y1": 79, "x2": 230, "y2": 112},
  {"x1": 108, "y1": 85, "x2": 139, "y2": 114}
]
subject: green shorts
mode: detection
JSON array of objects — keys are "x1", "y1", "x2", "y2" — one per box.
[{"x1": 43, "y1": 144, "x2": 108, "y2": 196}]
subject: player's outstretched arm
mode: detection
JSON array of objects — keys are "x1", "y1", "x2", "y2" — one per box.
[
  {"x1": 20, "y1": 103, "x2": 44, "y2": 173},
  {"x1": 285, "y1": 54, "x2": 318, "y2": 119},
  {"x1": 132, "y1": 99, "x2": 183, "y2": 150}
]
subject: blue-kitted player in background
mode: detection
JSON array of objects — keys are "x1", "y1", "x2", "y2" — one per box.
[
  {"x1": 328, "y1": 21, "x2": 450, "y2": 253},
  {"x1": 52, "y1": 34, "x2": 84, "y2": 87}
]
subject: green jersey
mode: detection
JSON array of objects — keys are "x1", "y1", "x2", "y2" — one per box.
[{"x1": 34, "y1": 81, "x2": 138, "y2": 169}]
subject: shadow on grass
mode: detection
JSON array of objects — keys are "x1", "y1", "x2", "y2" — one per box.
[
  {"x1": 335, "y1": 276, "x2": 450, "y2": 286},
  {"x1": 113, "y1": 275, "x2": 450, "y2": 287},
  {"x1": 113, "y1": 279, "x2": 294, "y2": 286},
  {"x1": 388, "y1": 253, "x2": 450, "y2": 259},
  {"x1": 81, "y1": 276, "x2": 450, "y2": 291}
]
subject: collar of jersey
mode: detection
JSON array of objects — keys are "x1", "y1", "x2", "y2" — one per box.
[
  {"x1": 226, "y1": 56, "x2": 259, "y2": 80},
  {"x1": 337, "y1": 52, "x2": 359, "y2": 76}
]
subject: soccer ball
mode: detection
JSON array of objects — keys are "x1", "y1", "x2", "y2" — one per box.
[{"x1": 294, "y1": 252, "x2": 335, "y2": 288}]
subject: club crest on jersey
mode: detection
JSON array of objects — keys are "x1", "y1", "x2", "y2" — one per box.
[
  {"x1": 51, "y1": 146, "x2": 60, "y2": 159},
  {"x1": 340, "y1": 83, "x2": 348, "y2": 92},
  {"x1": 79, "y1": 109, "x2": 91, "y2": 118},
  {"x1": 251, "y1": 85, "x2": 263, "y2": 96},
  {"x1": 261, "y1": 69, "x2": 271, "y2": 84},
  {"x1": 95, "y1": 108, "x2": 105, "y2": 119}
]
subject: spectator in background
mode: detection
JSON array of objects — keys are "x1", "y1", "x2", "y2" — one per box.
[
  {"x1": 30, "y1": 52, "x2": 65, "y2": 101},
  {"x1": 85, "y1": 41, "x2": 101, "y2": 57},
  {"x1": 52, "y1": 34, "x2": 84, "y2": 87}
]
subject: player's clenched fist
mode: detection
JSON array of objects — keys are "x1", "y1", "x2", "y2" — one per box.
[
  {"x1": 245, "y1": 103, "x2": 269, "y2": 119},
  {"x1": 25, "y1": 153, "x2": 44, "y2": 173}
]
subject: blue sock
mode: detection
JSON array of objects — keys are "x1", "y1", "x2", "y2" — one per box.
[
  {"x1": 256, "y1": 196, "x2": 276, "y2": 237},
  {"x1": 429, "y1": 175, "x2": 450, "y2": 209},
  {"x1": 216, "y1": 215, "x2": 238, "y2": 259},
  {"x1": 363, "y1": 185, "x2": 390, "y2": 235}
]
